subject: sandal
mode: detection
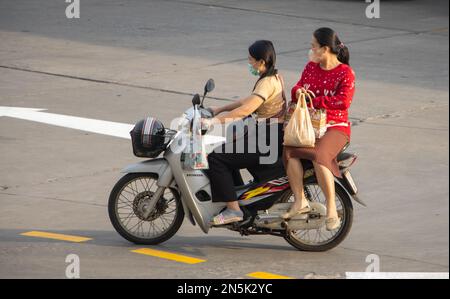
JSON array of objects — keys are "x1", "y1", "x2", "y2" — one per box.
[
  {"x1": 326, "y1": 217, "x2": 341, "y2": 231},
  {"x1": 211, "y1": 209, "x2": 244, "y2": 226},
  {"x1": 281, "y1": 202, "x2": 311, "y2": 219}
]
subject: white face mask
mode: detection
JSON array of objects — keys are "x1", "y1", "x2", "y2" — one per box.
[{"x1": 308, "y1": 49, "x2": 321, "y2": 63}]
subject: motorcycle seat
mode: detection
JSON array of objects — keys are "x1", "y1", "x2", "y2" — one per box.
[{"x1": 247, "y1": 156, "x2": 285, "y2": 183}]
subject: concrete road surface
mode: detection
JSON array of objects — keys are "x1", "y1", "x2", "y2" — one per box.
[{"x1": 0, "y1": 0, "x2": 448, "y2": 279}]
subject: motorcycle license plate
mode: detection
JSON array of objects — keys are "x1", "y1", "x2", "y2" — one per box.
[{"x1": 343, "y1": 170, "x2": 358, "y2": 194}]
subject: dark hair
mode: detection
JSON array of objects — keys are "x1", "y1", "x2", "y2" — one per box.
[
  {"x1": 313, "y1": 27, "x2": 350, "y2": 65},
  {"x1": 248, "y1": 40, "x2": 278, "y2": 84}
]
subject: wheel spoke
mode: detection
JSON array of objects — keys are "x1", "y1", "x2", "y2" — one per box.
[
  {"x1": 122, "y1": 187, "x2": 136, "y2": 197},
  {"x1": 128, "y1": 219, "x2": 144, "y2": 232},
  {"x1": 123, "y1": 213, "x2": 137, "y2": 228},
  {"x1": 285, "y1": 182, "x2": 347, "y2": 247},
  {"x1": 113, "y1": 176, "x2": 182, "y2": 241}
]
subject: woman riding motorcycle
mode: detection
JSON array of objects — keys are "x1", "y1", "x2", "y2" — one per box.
[{"x1": 203, "y1": 40, "x2": 286, "y2": 225}]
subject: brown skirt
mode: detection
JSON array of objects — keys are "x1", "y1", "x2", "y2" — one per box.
[{"x1": 282, "y1": 129, "x2": 349, "y2": 178}]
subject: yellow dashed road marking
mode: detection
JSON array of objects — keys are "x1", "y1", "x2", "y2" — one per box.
[
  {"x1": 20, "y1": 231, "x2": 92, "y2": 243},
  {"x1": 246, "y1": 272, "x2": 294, "y2": 279},
  {"x1": 131, "y1": 248, "x2": 206, "y2": 264}
]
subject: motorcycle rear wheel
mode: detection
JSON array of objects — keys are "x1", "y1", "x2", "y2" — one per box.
[{"x1": 281, "y1": 179, "x2": 353, "y2": 252}]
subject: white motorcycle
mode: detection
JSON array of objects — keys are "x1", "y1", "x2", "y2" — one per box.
[{"x1": 108, "y1": 79, "x2": 364, "y2": 251}]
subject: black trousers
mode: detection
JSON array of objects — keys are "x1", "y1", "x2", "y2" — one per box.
[{"x1": 205, "y1": 122, "x2": 283, "y2": 203}]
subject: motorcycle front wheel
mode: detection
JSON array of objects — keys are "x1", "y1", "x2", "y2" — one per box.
[{"x1": 108, "y1": 173, "x2": 184, "y2": 245}]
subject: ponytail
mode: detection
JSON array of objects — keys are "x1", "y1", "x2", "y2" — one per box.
[{"x1": 337, "y1": 43, "x2": 350, "y2": 65}]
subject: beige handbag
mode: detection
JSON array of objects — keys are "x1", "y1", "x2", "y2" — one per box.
[
  {"x1": 304, "y1": 91, "x2": 327, "y2": 139},
  {"x1": 283, "y1": 92, "x2": 315, "y2": 147}
]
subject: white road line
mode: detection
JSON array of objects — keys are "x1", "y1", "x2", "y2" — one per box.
[
  {"x1": 0, "y1": 106, "x2": 226, "y2": 144},
  {"x1": 345, "y1": 272, "x2": 449, "y2": 279},
  {"x1": 0, "y1": 106, "x2": 133, "y2": 139}
]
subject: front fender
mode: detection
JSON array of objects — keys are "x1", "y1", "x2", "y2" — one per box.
[
  {"x1": 121, "y1": 158, "x2": 196, "y2": 226},
  {"x1": 121, "y1": 158, "x2": 174, "y2": 188}
]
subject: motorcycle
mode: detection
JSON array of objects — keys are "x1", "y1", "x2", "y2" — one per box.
[{"x1": 108, "y1": 79, "x2": 365, "y2": 251}]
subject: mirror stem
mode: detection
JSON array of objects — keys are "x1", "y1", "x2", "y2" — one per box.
[{"x1": 200, "y1": 93, "x2": 206, "y2": 108}]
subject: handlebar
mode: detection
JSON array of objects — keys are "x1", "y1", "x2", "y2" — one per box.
[{"x1": 188, "y1": 106, "x2": 214, "y2": 135}]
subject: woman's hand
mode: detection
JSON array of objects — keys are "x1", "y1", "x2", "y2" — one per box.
[
  {"x1": 295, "y1": 87, "x2": 309, "y2": 100},
  {"x1": 296, "y1": 87, "x2": 315, "y2": 103},
  {"x1": 209, "y1": 106, "x2": 222, "y2": 116},
  {"x1": 200, "y1": 118, "x2": 211, "y2": 131},
  {"x1": 200, "y1": 117, "x2": 219, "y2": 131}
]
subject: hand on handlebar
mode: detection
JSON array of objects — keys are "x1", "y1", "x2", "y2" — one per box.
[
  {"x1": 205, "y1": 106, "x2": 218, "y2": 117},
  {"x1": 200, "y1": 118, "x2": 213, "y2": 131}
]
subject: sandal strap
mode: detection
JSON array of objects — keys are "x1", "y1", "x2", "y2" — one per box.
[{"x1": 213, "y1": 213, "x2": 225, "y2": 225}]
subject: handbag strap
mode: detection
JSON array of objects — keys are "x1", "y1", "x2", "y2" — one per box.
[
  {"x1": 303, "y1": 90, "x2": 316, "y2": 110},
  {"x1": 298, "y1": 92, "x2": 308, "y2": 109},
  {"x1": 270, "y1": 74, "x2": 287, "y2": 120},
  {"x1": 278, "y1": 74, "x2": 287, "y2": 103},
  {"x1": 295, "y1": 87, "x2": 316, "y2": 110}
]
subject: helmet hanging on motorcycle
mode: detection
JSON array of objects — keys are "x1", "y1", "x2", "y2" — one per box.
[{"x1": 130, "y1": 117, "x2": 166, "y2": 158}]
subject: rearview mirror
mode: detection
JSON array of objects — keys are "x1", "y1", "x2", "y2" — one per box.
[
  {"x1": 200, "y1": 79, "x2": 215, "y2": 108},
  {"x1": 204, "y1": 79, "x2": 215, "y2": 94},
  {"x1": 192, "y1": 94, "x2": 201, "y2": 106}
]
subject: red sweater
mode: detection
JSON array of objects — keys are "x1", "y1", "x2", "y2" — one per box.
[{"x1": 290, "y1": 61, "x2": 355, "y2": 139}]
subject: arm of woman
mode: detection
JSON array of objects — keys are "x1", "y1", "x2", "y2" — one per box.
[
  {"x1": 290, "y1": 77, "x2": 303, "y2": 103},
  {"x1": 286, "y1": 65, "x2": 311, "y2": 125},
  {"x1": 212, "y1": 76, "x2": 277, "y2": 124},
  {"x1": 213, "y1": 100, "x2": 243, "y2": 115},
  {"x1": 212, "y1": 95, "x2": 264, "y2": 124},
  {"x1": 313, "y1": 68, "x2": 355, "y2": 110},
  {"x1": 290, "y1": 62, "x2": 314, "y2": 102}
]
